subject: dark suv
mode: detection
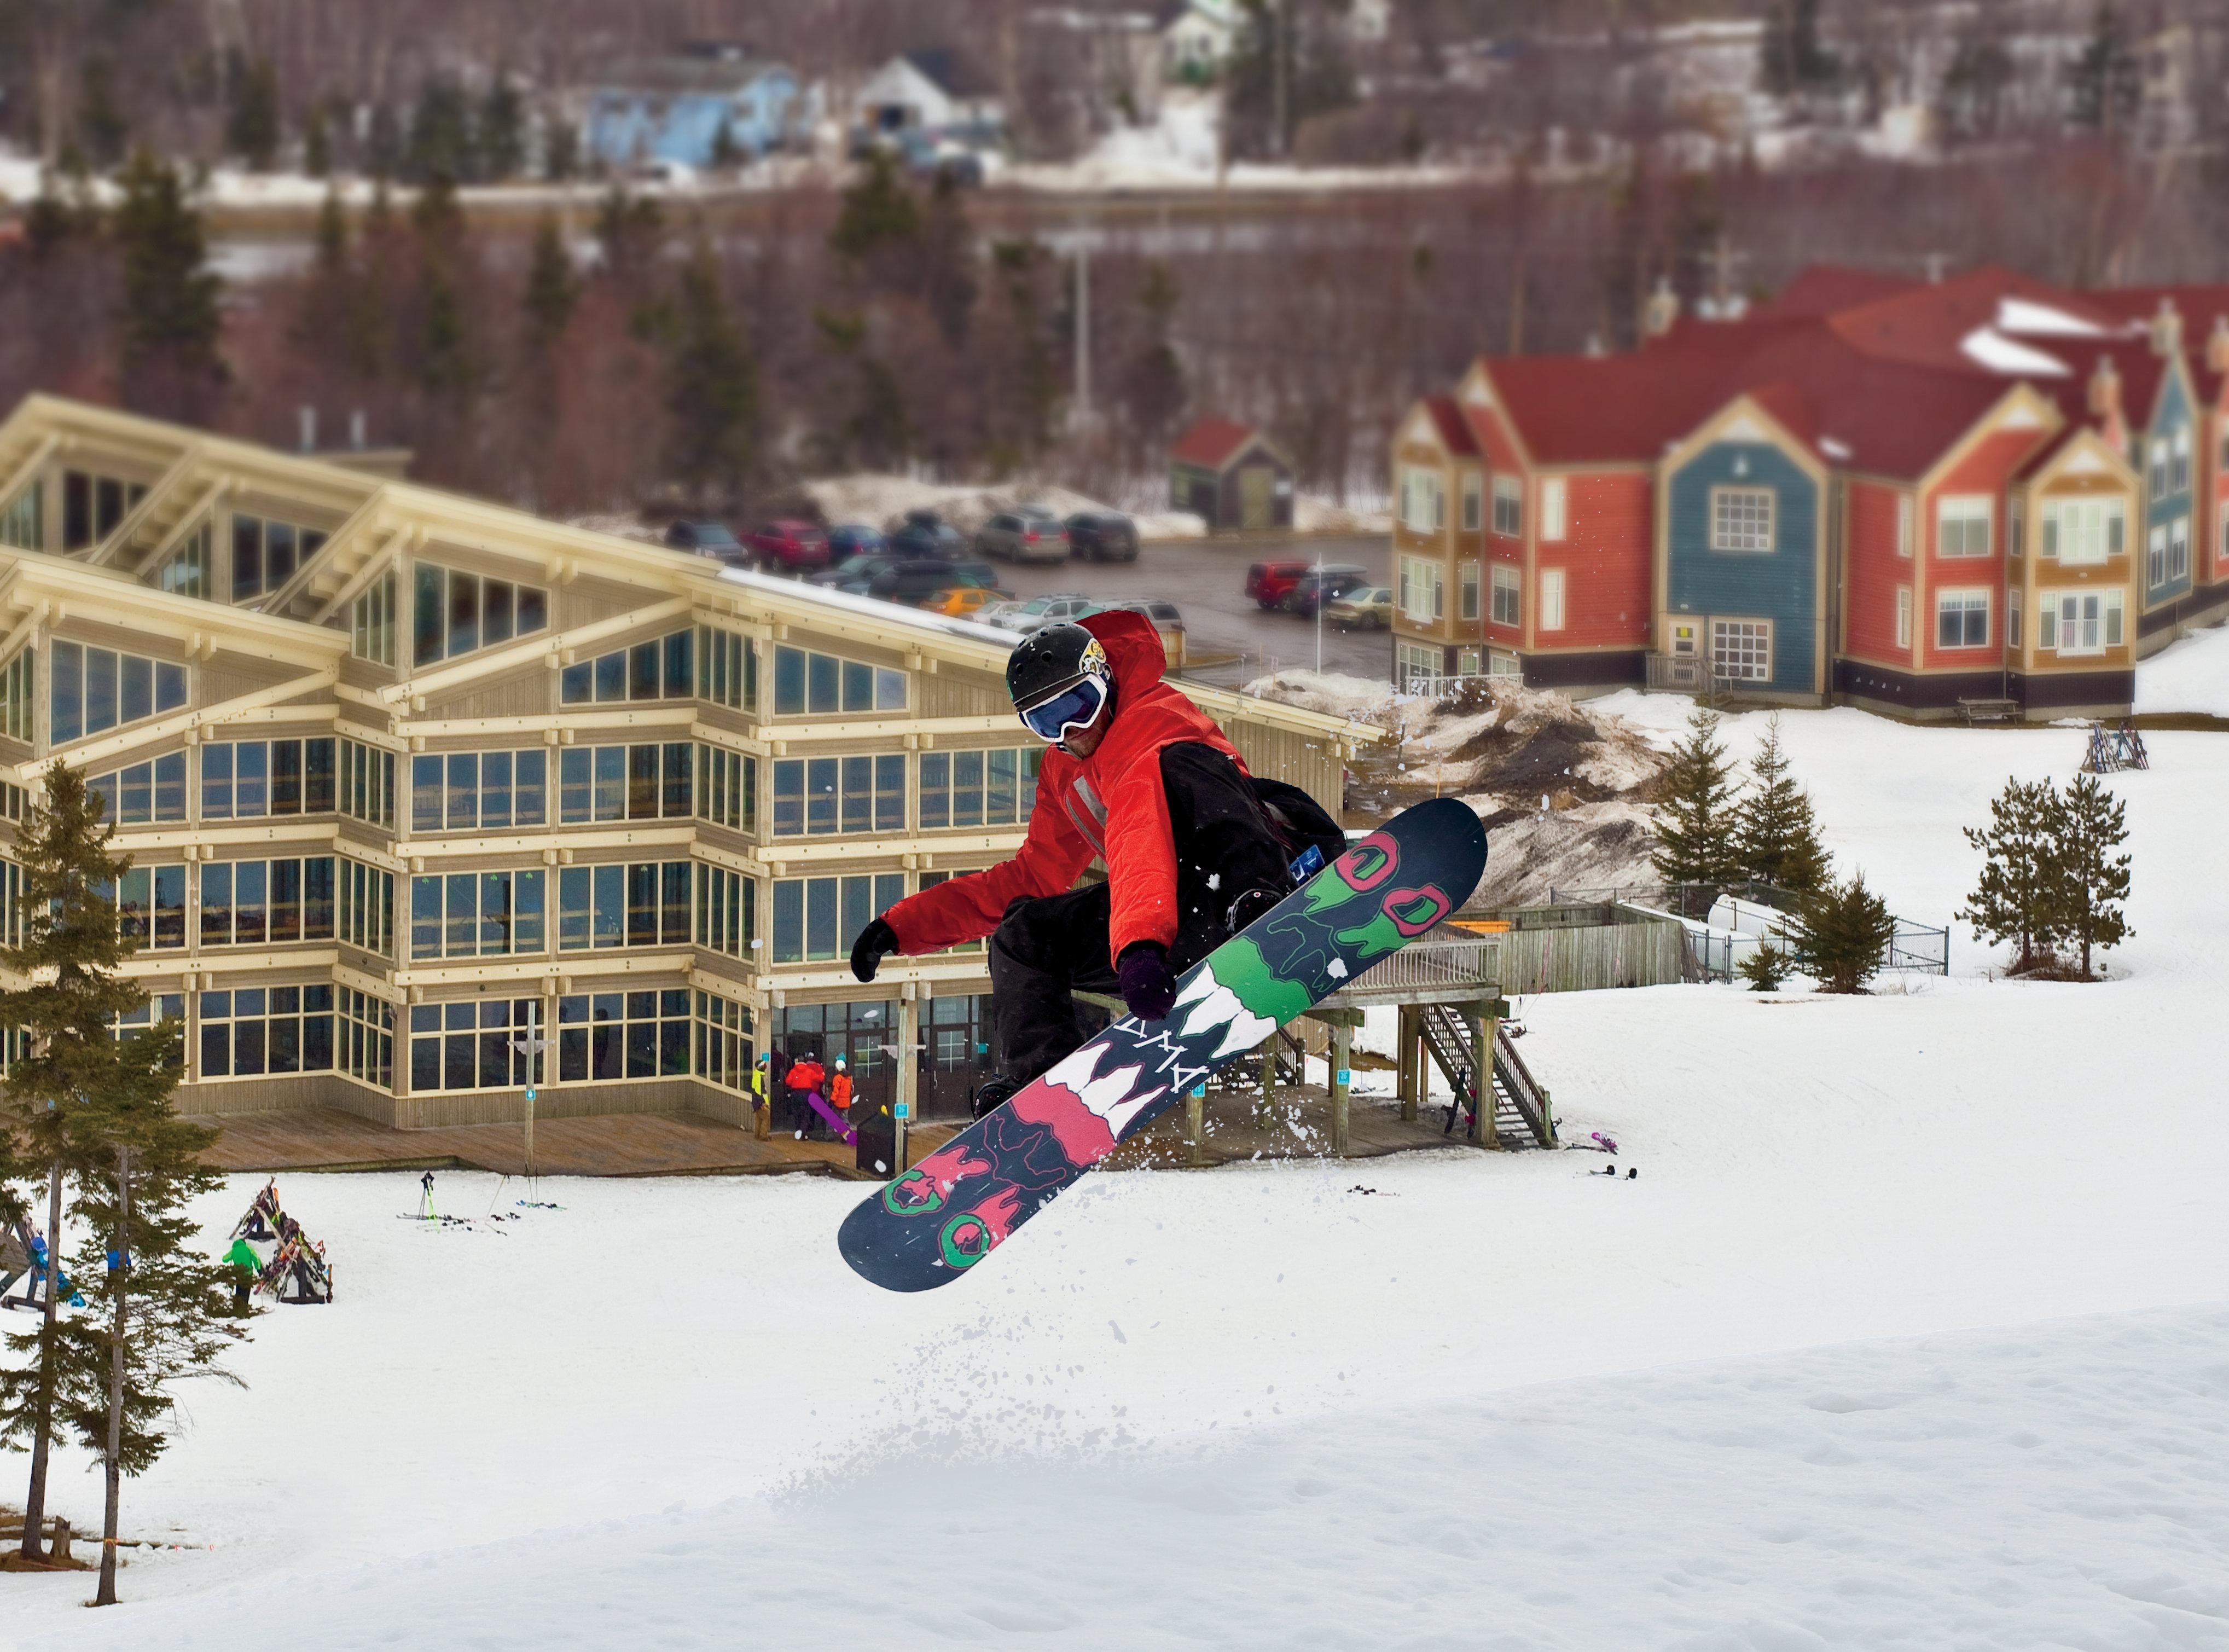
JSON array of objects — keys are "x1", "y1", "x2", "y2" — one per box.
[
  {"x1": 889, "y1": 510, "x2": 967, "y2": 559},
  {"x1": 1282, "y1": 565, "x2": 1371, "y2": 618},
  {"x1": 866, "y1": 559, "x2": 1001, "y2": 606},
  {"x1": 1066, "y1": 510, "x2": 1139, "y2": 562},
  {"x1": 664, "y1": 520, "x2": 746, "y2": 562}
]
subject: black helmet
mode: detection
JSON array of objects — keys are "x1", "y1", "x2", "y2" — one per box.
[{"x1": 1006, "y1": 622, "x2": 1108, "y2": 711}]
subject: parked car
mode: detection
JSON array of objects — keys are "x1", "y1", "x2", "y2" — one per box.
[
  {"x1": 746, "y1": 519, "x2": 829, "y2": 571},
  {"x1": 1113, "y1": 598, "x2": 1184, "y2": 631},
  {"x1": 826, "y1": 523, "x2": 886, "y2": 560},
  {"x1": 1324, "y1": 585, "x2": 1393, "y2": 630},
  {"x1": 1282, "y1": 564, "x2": 1372, "y2": 618},
  {"x1": 985, "y1": 593, "x2": 1101, "y2": 634},
  {"x1": 664, "y1": 520, "x2": 746, "y2": 561},
  {"x1": 1066, "y1": 510, "x2": 1139, "y2": 563},
  {"x1": 977, "y1": 507, "x2": 1072, "y2": 564},
  {"x1": 926, "y1": 587, "x2": 1008, "y2": 620},
  {"x1": 810, "y1": 552, "x2": 907, "y2": 589},
  {"x1": 866, "y1": 559, "x2": 1000, "y2": 607},
  {"x1": 889, "y1": 509, "x2": 967, "y2": 559},
  {"x1": 974, "y1": 599, "x2": 1027, "y2": 629},
  {"x1": 1244, "y1": 559, "x2": 1315, "y2": 609}
]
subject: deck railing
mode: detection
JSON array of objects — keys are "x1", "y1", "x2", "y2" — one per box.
[{"x1": 1344, "y1": 934, "x2": 1499, "y2": 997}]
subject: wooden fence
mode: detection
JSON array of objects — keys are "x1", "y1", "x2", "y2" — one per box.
[{"x1": 1465, "y1": 904, "x2": 1688, "y2": 995}]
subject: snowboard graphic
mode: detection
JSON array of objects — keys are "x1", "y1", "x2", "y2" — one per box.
[{"x1": 837, "y1": 797, "x2": 1489, "y2": 1292}]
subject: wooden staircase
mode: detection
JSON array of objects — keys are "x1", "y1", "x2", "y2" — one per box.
[{"x1": 1417, "y1": 1004, "x2": 1555, "y2": 1149}]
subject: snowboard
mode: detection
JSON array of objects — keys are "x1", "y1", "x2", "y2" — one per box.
[{"x1": 837, "y1": 796, "x2": 1489, "y2": 1293}]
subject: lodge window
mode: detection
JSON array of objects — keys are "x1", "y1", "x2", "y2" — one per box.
[
  {"x1": 1, "y1": 482, "x2": 41, "y2": 550},
  {"x1": 1896, "y1": 494, "x2": 1914, "y2": 558},
  {"x1": 2009, "y1": 497, "x2": 2024, "y2": 558},
  {"x1": 555, "y1": 990, "x2": 690, "y2": 1083},
  {"x1": 1395, "y1": 641, "x2": 1443, "y2": 689},
  {"x1": 1491, "y1": 474, "x2": 1522, "y2": 537},
  {"x1": 1399, "y1": 466, "x2": 1444, "y2": 534},
  {"x1": 338, "y1": 857, "x2": 396, "y2": 957},
  {"x1": 49, "y1": 641, "x2": 187, "y2": 746},
  {"x1": 561, "y1": 629, "x2": 694, "y2": 704},
  {"x1": 1459, "y1": 562, "x2": 1481, "y2": 623},
  {"x1": 339, "y1": 739, "x2": 396, "y2": 828},
  {"x1": 88, "y1": 753, "x2": 188, "y2": 824},
  {"x1": 1935, "y1": 590, "x2": 1989, "y2": 649},
  {"x1": 411, "y1": 564, "x2": 548, "y2": 665},
  {"x1": 769, "y1": 646, "x2": 907, "y2": 716},
  {"x1": 771, "y1": 872, "x2": 905, "y2": 965},
  {"x1": 114, "y1": 865, "x2": 187, "y2": 949},
  {"x1": 0, "y1": 649, "x2": 28, "y2": 743},
  {"x1": 1398, "y1": 557, "x2": 1443, "y2": 623},
  {"x1": 338, "y1": 988, "x2": 394, "y2": 1090},
  {"x1": 556, "y1": 861, "x2": 692, "y2": 952},
  {"x1": 2171, "y1": 428, "x2": 2190, "y2": 495},
  {"x1": 1937, "y1": 496, "x2": 1992, "y2": 558},
  {"x1": 1540, "y1": 477, "x2": 1568, "y2": 541},
  {"x1": 1709, "y1": 486, "x2": 1774, "y2": 553},
  {"x1": 1710, "y1": 619, "x2": 1771, "y2": 682},
  {"x1": 1539, "y1": 569, "x2": 1565, "y2": 632},
  {"x1": 409, "y1": 999, "x2": 546, "y2": 1093},
  {"x1": 918, "y1": 749, "x2": 1038, "y2": 830},
  {"x1": 695, "y1": 864, "x2": 756, "y2": 958},
  {"x1": 2149, "y1": 438, "x2": 2168, "y2": 501},
  {"x1": 232, "y1": 513, "x2": 330, "y2": 602},
  {"x1": 410, "y1": 749, "x2": 550, "y2": 833},
  {"x1": 200, "y1": 739, "x2": 336, "y2": 820},
  {"x1": 153, "y1": 524, "x2": 211, "y2": 598},
  {"x1": 408, "y1": 868, "x2": 547, "y2": 961},
  {"x1": 199, "y1": 987, "x2": 334, "y2": 1079},
  {"x1": 1895, "y1": 587, "x2": 1912, "y2": 648},
  {"x1": 2170, "y1": 518, "x2": 2190, "y2": 582},
  {"x1": 62, "y1": 470, "x2": 143, "y2": 550},
  {"x1": 2008, "y1": 589, "x2": 2022, "y2": 649},
  {"x1": 2149, "y1": 525, "x2": 2168, "y2": 589},
  {"x1": 697, "y1": 745, "x2": 754, "y2": 832},
  {"x1": 112, "y1": 994, "x2": 185, "y2": 1066},
  {"x1": 352, "y1": 572, "x2": 397, "y2": 665},
  {"x1": 2039, "y1": 498, "x2": 2122, "y2": 564},
  {"x1": 2041, "y1": 590, "x2": 2123, "y2": 654},
  {"x1": 1460, "y1": 473, "x2": 1482, "y2": 532},
  {"x1": 199, "y1": 857, "x2": 336, "y2": 946},
  {"x1": 558, "y1": 743, "x2": 692, "y2": 824},
  {"x1": 694, "y1": 991, "x2": 754, "y2": 1094},
  {"x1": 695, "y1": 626, "x2": 754, "y2": 711},
  {"x1": 1490, "y1": 565, "x2": 1521, "y2": 627},
  {"x1": 772, "y1": 753, "x2": 905, "y2": 837}
]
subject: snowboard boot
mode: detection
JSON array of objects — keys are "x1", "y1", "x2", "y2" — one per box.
[{"x1": 971, "y1": 1077, "x2": 1019, "y2": 1120}]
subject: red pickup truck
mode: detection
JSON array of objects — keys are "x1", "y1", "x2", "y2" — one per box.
[{"x1": 1244, "y1": 560, "x2": 1315, "y2": 610}]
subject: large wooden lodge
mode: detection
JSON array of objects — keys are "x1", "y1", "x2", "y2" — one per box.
[
  {"x1": 1389, "y1": 264, "x2": 2229, "y2": 717},
  {"x1": 0, "y1": 394, "x2": 1371, "y2": 1132}
]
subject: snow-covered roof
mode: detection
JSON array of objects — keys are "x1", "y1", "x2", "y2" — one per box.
[
  {"x1": 715, "y1": 565, "x2": 1017, "y2": 652},
  {"x1": 1995, "y1": 297, "x2": 2112, "y2": 339},
  {"x1": 1958, "y1": 327, "x2": 2073, "y2": 377}
]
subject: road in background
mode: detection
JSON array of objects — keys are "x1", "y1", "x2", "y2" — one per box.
[{"x1": 991, "y1": 534, "x2": 1391, "y2": 686}]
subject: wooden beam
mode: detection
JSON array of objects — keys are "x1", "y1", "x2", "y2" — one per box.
[
  {"x1": 130, "y1": 477, "x2": 227, "y2": 577},
  {"x1": 300, "y1": 521, "x2": 402, "y2": 624},
  {"x1": 378, "y1": 594, "x2": 692, "y2": 708},
  {"x1": 277, "y1": 491, "x2": 391, "y2": 618},
  {"x1": 86, "y1": 444, "x2": 201, "y2": 568},
  {"x1": 0, "y1": 434, "x2": 59, "y2": 530},
  {"x1": 54, "y1": 665, "x2": 338, "y2": 770}
]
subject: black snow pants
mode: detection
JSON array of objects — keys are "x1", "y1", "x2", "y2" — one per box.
[{"x1": 987, "y1": 741, "x2": 1314, "y2": 1085}]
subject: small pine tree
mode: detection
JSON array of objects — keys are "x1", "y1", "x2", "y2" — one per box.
[
  {"x1": 0, "y1": 765, "x2": 148, "y2": 1561},
  {"x1": 227, "y1": 57, "x2": 282, "y2": 172},
  {"x1": 304, "y1": 105, "x2": 332, "y2": 179},
  {"x1": 708, "y1": 121, "x2": 742, "y2": 173},
  {"x1": 544, "y1": 121, "x2": 580, "y2": 183},
  {"x1": 2069, "y1": 3, "x2": 2141, "y2": 135},
  {"x1": 830, "y1": 152, "x2": 921, "y2": 266},
  {"x1": 113, "y1": 152, "x2": 226, "y2": 418},
  {"x1": 523, "y1": 215, "x2": 578, "y2": 347},
  {"x1": 665, "y1": 247, "x2": 758, "y2": 495},
  {"x1": 80, "y1": 58, "x2": 129, "y2": 171},
  {"x1": 1733, "y1": 714, "x2": 1830, "y2": 896},
  {"x1": 481, "y1": 77, "x2": 525, "y2": 181},
  {"x1": 2049, "y1": 773, "x2": 2132, "y2": 979},
  {"x1": 1737, "y1": 939, "x2": 1792, "y2": 992},
  {"x1": 1791, "y1": 870, "x2": 1897, "y2": 995},
  {"x1": 1651, "y1": 705, "x2": 1743, "y2": 897},
  {"x1": 1958, "y1": 776, "x2": 2065, "y2": 974}
]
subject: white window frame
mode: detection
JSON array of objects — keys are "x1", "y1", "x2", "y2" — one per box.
[
  {"x1": 1710, "y1": 618, "x2": 1772, "y2": 682},
  {"x1": 1490, "y1": 473, "x2": 1522, "y2": 538},
  {"x1": 1400, "y1": 555, "x2": 1440, "y2": 622},
  {"x1": 1396, "y1": 641, "x2": 1443, "y2": 689},
  {"x1": 2149, "y1": 524, "x2": 2168, "y2": 589},
  {"x1": 1668, "y1": 620, "x2": 1700, "y2": 657},
  {"x1": 2169, "y1": 516, "x2": 2190, "y2": 581},
  {"x1": 2007, "y1": 588, "x2": 2022, "y2": 649},
  {"x1": 2009, "y1": 495, "x2": 2024, "y2": 558},
  {"x1": 1895, "y1": 586, "x2": 1911, "y2": 648},
  {"x1": 2044, "y1": 589, "x2": 2121, "y2": 656},
  {"x1": 1459, "y1": 560, "x2": 1481, "y2": 622},
  {"x1": 1400, "y1": 466, "x2": 1445, "y2": 535},
  {"x1": 2149, "y1": 437, "x2": 2168, "y2": 501},
  {"x1": 1460, "y1": 471, "x2": 1482, "y2": 532},
  {"x1": 1539, "y1": 477, "x2": 1568, "y2": 541},
  {"x1": 2044, "y1": 497, "x2": 2121, "y2": 566},
  {"x1": 1935, "y1": 588, "x2": 1990, "y2": 650},
  {"x1": 1489, "y1": 564, "x2": 1521, "y2": 627},
  {"x1": 2172, "y1": 427, "x2": 2190, "y2": 495},
  {"x1": 1709, "y1": 485, "x2": 1775, "y2": 553},
  {"x1": 1896, "y1": 492, "x2": 1914, "y2": 559},
  {"x1": 1539, "y1": 568, "x2": 1565, "y2": 632},
  {"x1": 1458, "y1": 646, "x2": 1483, "y2": 675},
  {"x1": 1937, "y1": 495, "x2": 1993, "y2": 559},
  {"x1": 1488, "y1": 651, "x2": 1524, "y2": 679}
]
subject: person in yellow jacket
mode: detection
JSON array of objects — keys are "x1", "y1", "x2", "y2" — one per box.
[{"x1": 750, "y1": 1052, "x2": 772, "y2": 1141}]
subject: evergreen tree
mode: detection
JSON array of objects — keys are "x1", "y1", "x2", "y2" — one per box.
[
  {"x1": 2048, "y1": 774, "x2": 2132, "y2": 979},
  {"x1": 61, "y1": 1076, "x2": 243, "y2": 1605},
  {"x1": 523, "y1": 215, "x2": 578, "y2": 347},
  {"x1": 918, "y1": 170, "x2": 978, "y2": 347},
  {"x1": 304, "y1": 105, "x2": 332, "y2": 179},
  {"x1": 1733, "y1": 714, "x2": 1830, "y2": 895},
  {"x1": 1791, "y1": 870, "x2": 1896, "y2": 995},
  {"x1": 1650, "y1": 706, "x2": 1743, "y2": 895},
  {"x1": 595, "y1": 184, "x2": 665, "y2": 286},
  {"x1": 544, "y1": 121, "x2": 580, "y2": 183},
  {"x1": 831, "y1": 152, "x2": 921, "y2": 268},
  {"x1": 407, "y1": 80, "x2": 479, "y2": 184},
  {"x1": 0, "y1": 765, "x2": 148, "y2": 1561},
  {"x1": 989, "y1": 238, "x2": 1058, "y2": 462},
  {"x1": 708, "y1": 121, "x2": 742, "y2": 173},
  {"x1": 227, "y1": 57, "x2": 282, "y2": 171},
  {"x1": 113, "y1": 152, "x2": 225, "y2": 419},
  {"x1": 1759, "y1": 0, "x2": 1839, "y2": 97},
  {"x1": 664, "y1": 247, "x2": 758, "y2": 495},
  {"x1": 1224, "y1": 0, "x2": 1357, "y2": 159},
  {"x1": 481, "y1": 78, "x2": 525, "y2": 182},
  {"x1": 1737, "y1": 940, "x2": 1792, "y2": 992},
  {"x1": 814, "y1": 308, "x2": 909, "y2": 471},
  {"x1": 2069, "y1": 4, "x2": 2141, "y2": 135},
  {"x1": 1958, "y1": 776, "x2": 2065, "y2": 974},
  {"x1": 1119, "y1": 260, "x2": 1187, "y2": 448},
  {"x1": 80, "y1": 59, "x2": 129, "y2": 172}
]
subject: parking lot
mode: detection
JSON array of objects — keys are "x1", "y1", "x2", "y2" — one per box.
[{"x1": 988, "y1": 533, "x2": 1392, "y2": 686}]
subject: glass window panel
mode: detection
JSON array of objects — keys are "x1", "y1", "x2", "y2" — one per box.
[
  {"x1": 154, "y1": 662, "x2": 186, "y2": 712},
  {"x1": 483, "y1": 579, "x2": 514, "y2": 646},
  {"x1": 594, "y1": 864, "x2": 624, "y2": 949},
  {"x1": 841, "y1": 756, "x2": 870, "y2": 834},
  {"x1": 412, "y1": 874, "x2": 442, "y2": 959},
  {"x1": 305, "y1": 738, "x2": 334, "y2": 813},
  {"x1": 594, "y1": 745, "x2": 626, "y2": 821},
  {"x1": 516, "y1": 586, "x2": 547, "y2": 634},
  {"x1": 560, "y1": 747, "x2": 591, "y2": 822},
  {"x1": 269, "y1": 858, "x2": 301, "y2": 943},
  {"x1": 444, "y1": 1030, "x2": 475, "y2": 1089},
  {"x1": 774, "y1": 646, "x2": 805, "y2": 714},
  {"x1": 234, "y1": 741, "x2": 268, "y2": 818},
  {"x1": 234, "y1": 861, "x2": 267, "y2": 946},
  {"x1": 806, "y1": 757, "x2": 838, "y2": 835},
  {"x1": 234, "y1": 514, "x2": 264, "y2": 598},
  {"x1": 305, "y1": 856, "x2": 334, "y2": 940},
  {"x1": 773, "y1": 759, "x2": 803, "y2": 837},
  {"x1": 773, "y1": 879, "x2": 803, "y2": 963},
  {"x1": 561, "y1": 663, "x2": 592, "y2": 704},
  {"x1": 480, "y1": 871, "x2": 512, "y2": 955},
  {"x1": 85, "y1": 647, "x2": 118, "y2": 735},
  {"x1": 628, "y1": 744, "x2": 659, "y2": 820},
  {"x1": 630, "y1": 642, "x2": 659, "y2": 700},
  {"x1": 559, "y1": 866, "x2": 590, "y2": 950},
  {"x1": 662, "y1": 743, "x2": 690, "y2": 818},
  {"x1": 876, "y1": 668, "x2": 906, "y2": 711},
  {"x1": 202, "y1": 743, "x2": 235, "y2": 820},
  {"x1": 988, "y1": 749, "x2": 1017, "y2": 824},
  {"x1": 842, "y1": 660, "x2": 873, "y2": 711},
  {"x1": 954, "y1": 750, "x2": 984, "y2": 827},
  {"x1": 201, "y1": 863, "x2": 233, "y2": 946},
  {"x1": 806, "y1": 877, "x2": 838, "y2": 961},
  {"x1": 234, "y1": 1020, "x2": 266, "y2": 1076},
  {"x1": 446, "y1": 752, "x2": 478, "y2": 831},
  {"x1": 50, "y1": 640, "x2": 81, "y2": 745},
  {"x1": 154, "y1": 865, "x2": 185, "y2": 948},
  {"x1": 841, "y1": 876, "x2": 872, "y2": 954},
  {"x1": 594, "y1": 650, "x2": 626, "y2": 702},
  {"x1": 445, "y1": 873, "x2": 475, "y2": 957},
  {"x1": 271, "y1": 740, "x2": 301, "y2": 815},
  {"x1": 919, "y1": 752, "x2": 948, "y2": 829},
  {"x1": 515, "y1": 750, "x2": 546, "y2": 826},
  {"x1": 516, "y1": 869, "x2": 545, "y2": 952},
  {"x1": 269, "y1": 1015, "x2": 300, "y2": 1075},
  {"x1": 626, "y1": 862, "x2": 658, "y2": 948},
  {"x1": 266, "y1": 520, "x2": 298, "y2": 587},
  {"x1": 155, "y1": 752, "x2": 185, "y2": 821},
  {"x1": 119, "y1": 654, "x2": 151, "y2": 724},
  {"x1": 303, "y1": 1013, "x2": 333, "y2": 1071},
  {"x1": 808, "y1": 652, "x2": 839, "y2": 714},
  {"x1": 447, "y1": 571, "x2": 479, "y2": 657},
  {"x1": 412, "y1": 755, "x2": 442, "y2": 832},
  {"x1": 414, "y1": 564, "x2": 444, "y2": 664},
  {"x1": 662, "y1": 861, "x2": 690, "y2": 945},
  {"x1": 875, "y1": 755, "x2": 905, "y2": 833},
  {"x1": 481, "y1": 750, "x2": 512, "y2": 830},
  {"x1": 664, "y1": 631, "x2": 692, "y2": 697}
]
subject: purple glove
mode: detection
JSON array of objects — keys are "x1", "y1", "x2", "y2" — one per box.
[{"x1": 1116, "y1": 941, "x2": 1177, "y2": 1022}]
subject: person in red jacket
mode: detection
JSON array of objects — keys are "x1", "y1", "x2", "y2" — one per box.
[{"x1": 850, "y1": 612, "x2": 1342, "y2": 1117}]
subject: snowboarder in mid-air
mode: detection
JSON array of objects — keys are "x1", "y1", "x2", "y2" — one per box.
[{"x1": 849, "y1": 612, "x2": 1344, "y2": 1117}]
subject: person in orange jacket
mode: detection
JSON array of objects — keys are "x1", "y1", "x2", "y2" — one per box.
[
  {"x1": 849, "y1": 613, "x2": 1342, "y2": 1118},
  {"x1": 828, "y1": 1057, "x2": 854, "y2": 1117}
]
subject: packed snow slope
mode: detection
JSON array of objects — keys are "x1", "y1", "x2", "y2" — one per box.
[{"x1": 8, "y1": 716, "x2": 2228, "y2": 1649}]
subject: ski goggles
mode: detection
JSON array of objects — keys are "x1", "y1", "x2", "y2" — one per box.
[{"x1": 1018, "y1": 674, "x2": 1110, "y2": 743}]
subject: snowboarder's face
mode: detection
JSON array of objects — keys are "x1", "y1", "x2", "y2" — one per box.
[{"x1": 1061, "y1": 715, "x2": 1110, "y2": 758}]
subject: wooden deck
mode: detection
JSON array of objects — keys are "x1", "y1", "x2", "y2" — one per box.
[{"x1": 196, "y1": 1087, "x2": 1503, "y2": 1183}]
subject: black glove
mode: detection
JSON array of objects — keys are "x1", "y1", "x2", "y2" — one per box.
[
  {"x1": 850, "y1": 917, "x2": 899, "y2": 984},
  {"x1": 1116, "y1": 941, "x2": 1177, "y2": 1022}
]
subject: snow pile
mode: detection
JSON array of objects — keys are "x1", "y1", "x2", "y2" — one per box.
[{"x1": 2136, "y1": 620, "x2": 2229, "y2": 717}]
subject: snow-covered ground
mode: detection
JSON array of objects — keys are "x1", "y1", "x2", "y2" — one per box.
[
  {"x1": 6, "y1": 717, "x2": 2227, "y2": 1647},
  {"x1": 2137, "y1": 619, "x2": 2229, "y2": 717}
]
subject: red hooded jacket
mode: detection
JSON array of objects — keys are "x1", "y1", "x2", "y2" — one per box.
[{"x1": 881, "y1": 609, "x2": 1247, "y2": 967}]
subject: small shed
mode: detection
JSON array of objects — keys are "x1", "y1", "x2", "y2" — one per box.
[{"x1": 1169, "y1": 418, "x2": 1293, "y2": 532}]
